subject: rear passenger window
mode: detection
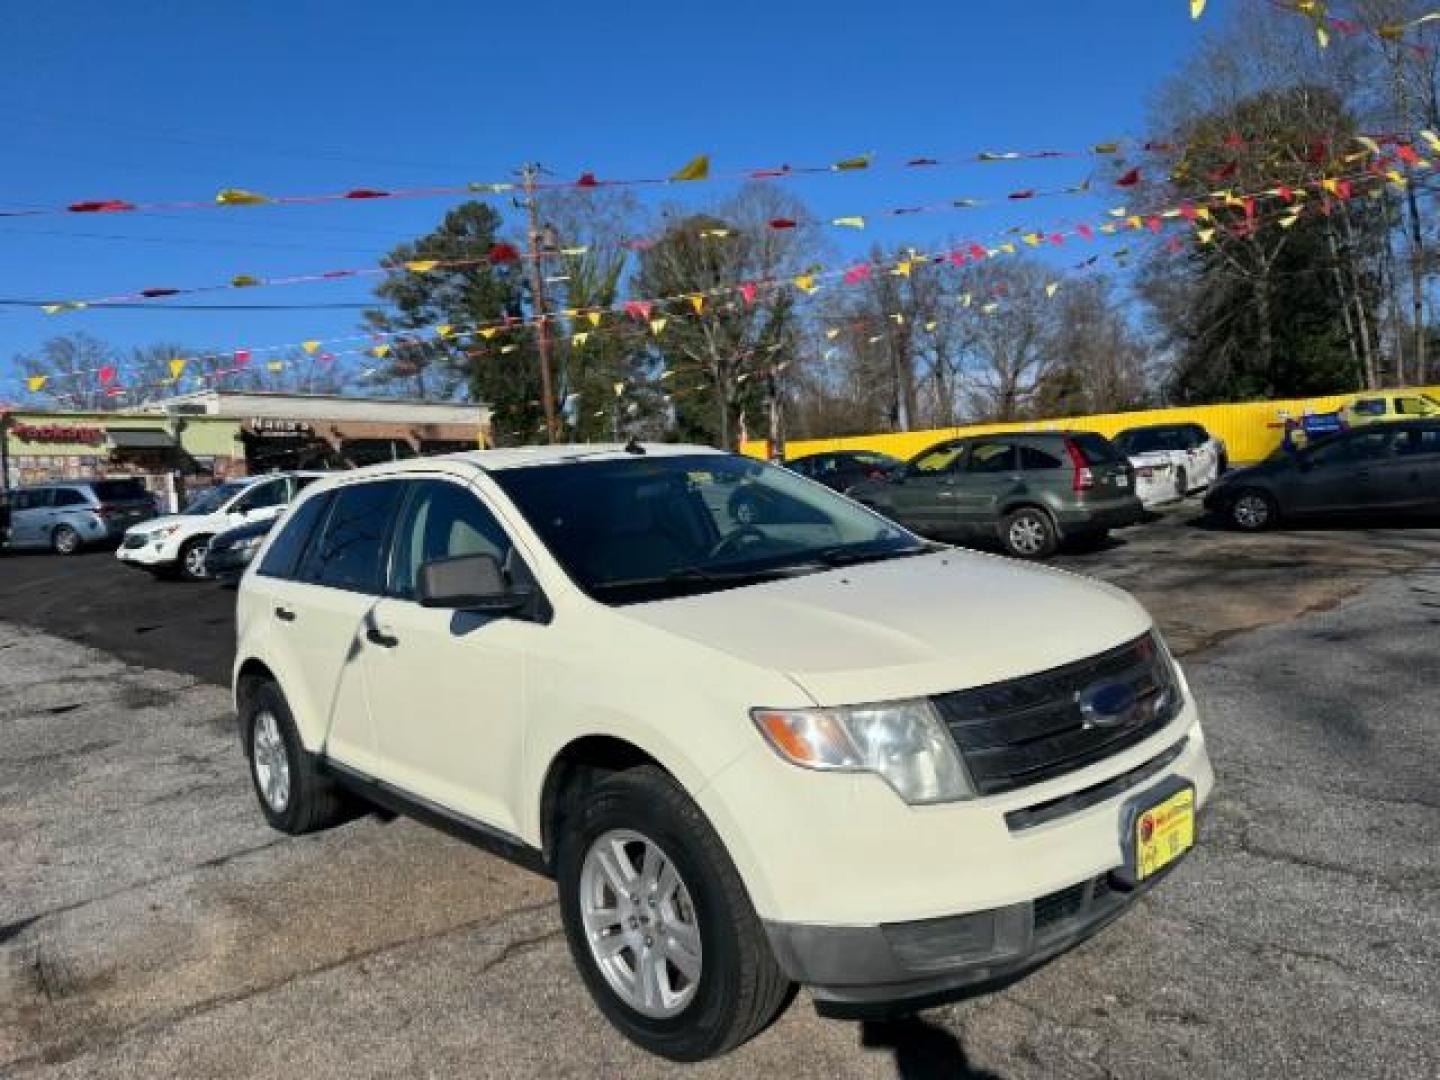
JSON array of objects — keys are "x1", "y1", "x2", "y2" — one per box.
[
  {"x1": 301, "y1": 482, "x2": 406, "y2": 593},
  {"x1": 388, "y1": 480, "x2": 515, "y2": 600},
  {"x1": 1352, "y1": 398, "x2": 1386, "y2": 417},
  {"x1": 1396, "y1": 428, "x2": 1440, "y2": 455},
  {"x1": 53, "y1": 489, "x2": 89, "y2": 507},
  {"x1": 258, "y1": 491, "x2": 333, "y2": 580},
  {"x1": 1018, "y1": 446, "x2": 1064, "y2": 470}
]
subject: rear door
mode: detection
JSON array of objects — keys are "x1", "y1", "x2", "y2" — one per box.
[
  {"x1": 256, "y1": 480, "x2": 406, "y2": 772},
  {"x1": 1381, "y1": 425, "x2": 1440, "y2": 508},
  {"x1": 361, "y1": 476, "x2": 538, "y2": 831},
  {"x1": 1289, "y1": 430, "x2": 1394, "y2": 513},
  {"x1": 950, "y1": 441, "x2": 1020, "y2": 531}
]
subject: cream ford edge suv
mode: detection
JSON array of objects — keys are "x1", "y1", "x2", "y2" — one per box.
[{"x1": 233, "y1": 444, "x2": 1213, "y2": 1061}]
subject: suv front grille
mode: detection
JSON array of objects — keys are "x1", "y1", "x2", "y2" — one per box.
[
  {"x1": 932, "y1": 634, "x2": 1181, "y2": 796},
  {"x1": 122, "y1": 533, "x2": 149, "y2": 550}
]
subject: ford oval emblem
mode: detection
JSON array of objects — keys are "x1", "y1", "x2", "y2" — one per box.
[{"x1": 1077, "y1": 680, "x2": 1138, "y2": 730}]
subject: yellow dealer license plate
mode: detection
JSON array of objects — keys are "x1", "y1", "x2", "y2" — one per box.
[{"x1": 1135, "y1": 787, "x2": 1195, "y2": 880}]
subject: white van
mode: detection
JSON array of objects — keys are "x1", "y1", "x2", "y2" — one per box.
[
  {"x1": 118, "y1": 471, "x2": 325, "y2": 580},
  {"x1": 232, "y1": 445, "x2": 1213, "y2": 1061}
]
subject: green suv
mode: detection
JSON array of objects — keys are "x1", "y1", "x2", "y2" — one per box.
[{"x1": 847, "y1": 431, "x2": 1143, "y2": 558}]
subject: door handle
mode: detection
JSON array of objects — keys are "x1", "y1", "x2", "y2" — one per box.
[
  {"x1": 365, "y1": 622, "x2": 399, "y2": 648},
  {"x1": 274, "y1": 605, "x2": 296, "y2": 623}
]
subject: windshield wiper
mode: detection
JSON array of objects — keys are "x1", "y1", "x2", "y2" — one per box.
[{"x1": 812, "y1": 543, "x2": 936, "y2": 568}]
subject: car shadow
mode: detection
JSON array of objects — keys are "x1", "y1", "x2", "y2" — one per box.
[
  {"x1": 860, "y1": 1017, "x2": 1003, "y2": 1079},
  {"x1": 1185, "y1": 508, "x2": 1440, "y2": 533}
]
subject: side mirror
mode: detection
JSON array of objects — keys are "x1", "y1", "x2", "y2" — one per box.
[{"x1": 417, "y1": 553, "x2": 530, "y2": 614}]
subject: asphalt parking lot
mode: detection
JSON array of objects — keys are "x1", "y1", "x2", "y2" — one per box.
[{"x1": 2, "y1": 503, "x2": 1439, "y2": 1078}]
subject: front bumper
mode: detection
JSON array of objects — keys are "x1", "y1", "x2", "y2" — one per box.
[
  {"x1": 116, "y1": 533, "x2": 180, "y2": 568},
  {"x1": 766, "y1": 855, "x2": 1181, "y2": 1017}
]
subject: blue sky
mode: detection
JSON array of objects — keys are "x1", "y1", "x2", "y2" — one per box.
[{"x1": 0, "y1": 0, "x2": 1209, "y2": 399}]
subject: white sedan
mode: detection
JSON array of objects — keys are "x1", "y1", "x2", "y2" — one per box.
[{"x1": 1112, "y1": 423, "x2": 1227, "y2": 508}]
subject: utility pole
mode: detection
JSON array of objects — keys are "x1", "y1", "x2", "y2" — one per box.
[{"x1": 520, "y1": 163, "x2": 560, "y2": 444}]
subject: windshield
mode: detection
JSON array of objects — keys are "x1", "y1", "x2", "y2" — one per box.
[
  {"x1": 490, "y1": 453, "x2": 929, "y2": 604},
  {"x1": 183, "y1": 481, "x2": 249, "y2": 516}
]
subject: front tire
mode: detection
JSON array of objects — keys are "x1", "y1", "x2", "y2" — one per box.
[
  {"x1": 241, "y1": 681, "x2": 348, "y2": 835},
  {"x1": 1228, "y1": 488, "x2": 1277, "y2": 532},
  {"x1": 177, "y1": 536, "x2": 211, "y2": 581},
  {"x1": 51, "y1": 525, "x2": 82, "y2": 555},
  {"x1": 1000, "y1": 507, "x2": 1058, "y2": 559},
  {"x1": 556, "y1": 766, "x2": 791, "y2": 1061}
]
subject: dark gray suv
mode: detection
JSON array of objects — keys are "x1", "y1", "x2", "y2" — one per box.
[
  {"x1": 3, "y1": 479, "x2": 156, "y2": 554},
  {"x1": 847, "y1": 431, "x2": 1142, "y2": 558}
]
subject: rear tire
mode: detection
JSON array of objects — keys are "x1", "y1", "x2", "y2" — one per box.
[
  {"x1": 556, "y1": 765, "x2": 791, "y2": 1061},
  {"x1": 51, "y1": 525, "x2": 81, "y2": 555},
  {"x1": 1000, "y1": 507, "x2": 1058, "y2": 559},
  {"x1": 177, "y1": 536, "x2": 211, "y2": 581},
  {"x1": 1228, "y1": 488, "x2": 1277, "y2": 532},
  {"x1": 241, "y1": 681, "x2": 349, "y2": 835}
]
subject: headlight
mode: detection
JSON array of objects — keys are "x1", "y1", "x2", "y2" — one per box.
[
  {"x1": 751, "y1": 698, "x2": 973, "y2": 804},
  {"x1": 146, "y1": 525, "x2": 182, "y2": 543},
  {"x1": 236, "y1": 533, "x2": 265, "y2": 553}
]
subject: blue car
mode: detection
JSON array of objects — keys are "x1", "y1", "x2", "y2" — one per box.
[{"x1": 3, "y1": 479, "x2": 157, "y2": 555}]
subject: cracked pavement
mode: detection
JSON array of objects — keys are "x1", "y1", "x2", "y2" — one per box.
[{"x1": 1, "y1": 510, "x2": 1438, "y2": 1078}]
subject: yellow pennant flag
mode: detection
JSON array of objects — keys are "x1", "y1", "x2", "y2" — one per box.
[
  {"x1": 26, "y1": 374, "x2": 47, "y2": 392},
  {"x1": 215, "y1": 188, "x2": 270, "y2": 206},
  {"x1": 480, "y1": 327, "x2": 499, "y2": 340},
  {"x1": 231, "y1": 274, "x2": 261, "y2": 288},
  {"x1": 1421, "y1": 130, "x2": 1440, "y2": 154},
  {"x1": 1195, "y1": 206, "x2": 1213, "y2": 222},
  {"x1": 267, "y1": 361, "x2": 284, "y2": 373},
  {"x1": 1196, "y1": 228, "x2": 1216, "y2": 244},
  {"x1": 999, "y1": 243, "x2": 1017, "y2": 256},
  {"x1": 572, "y1": 331, "x2": 589, "y2": 347},
  {"x1": 825, "y1": 328, "x2": 840, "y2": 340},
  {"x1": 1093, "y1": 141, "x2": 1121, "y2": 154},
  {"x1": 699, "y1": 227, "x2": 731, "y2": 239},
  {"x1": 586, "y1": 311, "x2": 603, "y2": 327},
  {"x1": 1127, "y1": 215, "x2": 1144, "y2": 231},
  {"x1": 436, "y1": 324, "x2": 454, "y2": 339},
  {"x1": 832, "y1": 216, "x2": 866, "y2": 229},
  {"x1": 405, "y1": 260, "x2": 439, "y2": 273},
  {"x1": 169, "y1": 358, "x2": 187, "y2": 380},
  {"x1": 1387, "y1": 170, "x2": 1408, "y2": 187},
  {"x1": 892, "y1": 261, "x2": 912, "y2": 277},
  {"x1": 670, "y1": 154, "x2": 710, "y2": 182},
  {"x1": 301, "y1": 340, "x2": 321, "y2": 354},
  {"x1": 1320, "y1": 177, "x2": 1340, "y2": 194},
  {"x1": 1023, "y1": 233, "x2": 1042, "y2": 247},
  {"x1": 793, "y1": 274, "x2": 818, "y2": 293},
  {"x1": 1045, "y1": 282, "x2": 1060, "y2": 298},
  {"x1": 371, "y1": 345, "x2": 390, "y2": 358},
  {"x1": 689, "y1": 294, "x2": 705, "y2": 314},
  {"x1": 833, "y1": 153, "x2": 871, "y2": 171},
  {"x1": 649, "y1": 318, "x2": 668, "y2": 335},
  {"x1": 1191, "y1": 0, "x2": 1205, "y2": 18}
]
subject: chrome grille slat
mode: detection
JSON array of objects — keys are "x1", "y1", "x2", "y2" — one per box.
[{"x1": 932, "y1": 634, "x2": 1179, "y2": 796}]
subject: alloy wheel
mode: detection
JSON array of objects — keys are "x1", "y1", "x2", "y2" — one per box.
[
  {"x1": 251, "y1": 710, "x2": 291, "y2": 813},
  {"x1": 1008, "y1": 515, "x2": 1048, "y2": 556},
  {"x1": 184, "y1": 543, "x2": 210, "y2": 579},
  {"x1": 579, "y1": 829, "x2": 703, "y2": 1019},
  {"x1": 1233, "y1": 493, "x2": 1270, "y2": 529}
]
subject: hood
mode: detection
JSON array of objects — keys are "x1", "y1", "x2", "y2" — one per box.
[
  {"x1": 124, "y1": 513, "x2": 185, "y2": 536},
  {"x1": 618, "y1": 551, "x2": 1151, "y2": 706}
]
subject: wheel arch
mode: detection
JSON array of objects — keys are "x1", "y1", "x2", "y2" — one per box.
[{"x1": 537, "y1": 735, "x2": 671, "y2": 870}]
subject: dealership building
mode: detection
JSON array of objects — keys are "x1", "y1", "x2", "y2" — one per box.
[{"x1": 1, "y1": 391, "x2": 489, "y2": 507}]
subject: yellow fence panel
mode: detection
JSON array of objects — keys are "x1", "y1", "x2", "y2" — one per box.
[{"x1": 744, "y1": 386, "x2": 1440, "y2": 466}]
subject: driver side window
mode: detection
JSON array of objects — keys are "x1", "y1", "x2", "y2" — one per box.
[
  {"x1": 909, "y1": 443, "x2": 964, "y2": 476},
  {"x1": 233, "y1": 479, "x2": 285, "y2": 515},
  {"x1": 388, "y1": 479, "x2": 516, "y2": 601}
]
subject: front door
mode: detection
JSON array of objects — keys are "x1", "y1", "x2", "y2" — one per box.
[
  {"x1": 891, "y1": 441, "x2": 966, "y2": 537},
  {"x1": 1290, "y1": 429, "x2": 1395, "y2": 513},
  {"x1": 361, "y1": 476, "x2": 537, "y2": 834},
  {"x1": 950, "y1": 441, "x2": 1021, "y2": 532}
]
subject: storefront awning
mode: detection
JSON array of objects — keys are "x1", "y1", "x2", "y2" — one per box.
[{"x1": 106, "y1": 428, "x2": 175, "y2": 450}]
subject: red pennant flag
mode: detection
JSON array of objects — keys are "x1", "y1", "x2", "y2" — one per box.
[
  {"x1": 1115, "y1": 167, "x2": 1141, "y2": 187},
  {"x1": 344, "y1": 188, "x2": 390, "y2": 199},
  {"x1": 1336, "y1": 179, "x2": 1353, "y2": 200},
  {"x1": 320, "y1": 352, "x2": 335, "y2": 363},
  {"x1": 576, "y1": 173, "x2": 599, "y2": 187},
  {"x1": 234, "y1": 349, "x2": 251, "y2": 367},
  {"x1": 488, "y1": 242, "x2": 520, "y2": 263},
  {"x1": 1208, "y1": 161, "x2": 1238, "y2": 182},
  {"x1": 768, "y1": 218, "x2": 797, "y2": 229},
  {"x1": 1276, "y1": 185, "x2": 1294, "y2": 203},
  {"x1": 1243, "y1": 198, "x2": 1256, "y2": 220},
  {"x1": 739, "y1": 283, "x2": 757, "y2": 305},
  {"x1": 750, "y1": 166, "x2": 791, "y2": 178},
  {"x1": 105, "y1": 386, "x2": 126, "y2": 398},
  {"x1": 98, "y1": 365, "x2": 117, "y2": 385},
  {"x1": 1331, "y1": 18, "x2": 1360, "y2": 34},
  {"x1": 140, "y1": 287, "x2": 179, "y2": 298},
  {"x1": 1078, "y1": 223, "x2": 1095, "y2": 240},
  {"x1": 68, "y1": 199, "x2": 135, "y2": 213},
  {"x1": 843, "y1": 264, "x2": 871, "y2": 285},
  {"x1": 623, "y1": 300, "x2": 652, "y2": 321},
  {"x1": 1307, "y1": 141, "x2": 1330, "y2": 164},
  {"x1": 1397, "y1": 144, "x2": 1421, "y2": 165},
  {"x1": 968, "y1": 243, "x2": 988, "y2": 261},
  {"x1": 1049, "y1": 233, "x2": 1065, "y2": 245},
  {"x1": 1144, "y1": 141, "x2": 1175, "y2": 152},
  {"x1": 1147, "y1": 216, "x2": 1163, "y2": 233},
  {"x1": 948, "y1": 251, "x2": 967, "y2": 266}
]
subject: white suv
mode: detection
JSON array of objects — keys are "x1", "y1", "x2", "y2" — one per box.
[
  {"x1": 119, "y1": 472, "x2": 326, "y2": 581},
  {"x1": 232, "y1": 445, "x2": 1213, "y2": 1061}
]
